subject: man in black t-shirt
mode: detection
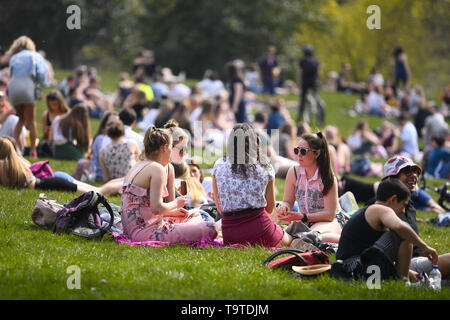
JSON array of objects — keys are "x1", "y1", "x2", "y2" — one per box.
[
  {"x1": 298, "y1": 44, "x2": 324, "y2": 125},
  {"x1": 364, "y1": 156, "x2": 450, "y2": 280}
]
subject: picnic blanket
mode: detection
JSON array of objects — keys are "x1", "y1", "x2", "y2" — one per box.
[{"x1": 111, "y1": 232, "x2": 251, "y2": 249}]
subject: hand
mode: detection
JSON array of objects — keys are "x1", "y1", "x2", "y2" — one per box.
[
  {"x1": 408, "y1": 269, "x2": 419, "y2": 282},
  {"x1": 165, "y1": 207, "x2": 189, "y2": 218},
  {"x1": 276, "y1": 203, "x2": 288, "y2": 217},
  {"x1": 421, "y1": 245, "x2": 439, "y2": 266},
  {"x1": 175, "y1": 196, "x2": 187, "y2": 209},
  {"x1": 279, "y1": 211, "x2": 304, "y2": 222}
]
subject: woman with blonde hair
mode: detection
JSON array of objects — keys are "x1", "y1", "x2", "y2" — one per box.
[
  {"x1": 42, "y1": 90, "x2": 70, "y2": 140},
  {"x1": 49, "y1": 103, "x2": 91, "y2": 160},
  {"x1": 7, "y1": 36, "x2": 48, "y2": 157},
  {"x1": 120, "y1": 126, "x2": 217, "y2": 243},
  {"x1": 0, "y1": 136, "x2": 98, "y2": 194}
]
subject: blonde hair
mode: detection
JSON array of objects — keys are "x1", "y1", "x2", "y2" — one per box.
[
  {"x1": 164, "y1": 119, "x2": 189, "y2": 146},
  {"x1": 173, "y1": 161, "x2": 206, "y2": 206},
  {"x1": 0, "y1": 137, "x2": 33, "y2": 188},
  {"x1": 46, "y1": 90, "x2": 70, "y2": 115},
  {"x1": 7, "y1": 36, "x2": 36, "y2": 56},
  {"x1": 141, "y1": 126, "x2": 172, "y2": 160}
]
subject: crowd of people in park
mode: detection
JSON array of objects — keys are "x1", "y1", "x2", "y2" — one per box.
[{"x1": 0, "y1": 35, "x2": 449, "y2": 284}]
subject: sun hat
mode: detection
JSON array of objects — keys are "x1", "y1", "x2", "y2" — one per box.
[
  {"x1": 382, "y1": 155, "x2": 421, "y2": 180},
  {"x1": 292, "y1": 264, "x2": 331, "y2": 276}
]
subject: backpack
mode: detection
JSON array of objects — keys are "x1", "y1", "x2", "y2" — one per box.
[
  {"x1": 263, "y1": 248, "x2": 330, "y2": 271},
  {"x1": 31, "y1": 193, "x2": 65, "y2": 229},
  {"x1": 54, "y1": 191, "x2": 115, "y2": 239},
  {"x1": 30, "y1": 160, "x2": 54, "y2": 179},
  {"x1": 36, "y1": 139, "x2": 55, "y2": 158}
]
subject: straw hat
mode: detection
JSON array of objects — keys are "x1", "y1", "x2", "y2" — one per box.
[{"x1": 292, "y1": 264, "x2": 331, "y2": 276}]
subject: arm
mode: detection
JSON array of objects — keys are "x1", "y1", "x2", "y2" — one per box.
[
  {"x1": 379, "y1": 207, "x2": 438, "y2": 265},
  {"x1": 42, "y1": 111, "x2": 49, "y2": 140},
  {"x1": 166, "y1": 163, "x2": 175, "y2": 202},
  {"x1": 231, "y1": 82, "x2": 243, "y2": 114},
  {"x1": 212, "y1": 176, "x2": 223, "y2": 215},
  {"x1": 276, "y1": 167, "x2": 297, "y2": 218},
  {"x1": 99, "y1": 149, "x2": 110, "y2": 182},
  {"x1": 150, "y1": 164, "x2": 186, "y2": 215},
  {"x1": 264, "y1": 179, "x2": 276, "y2": 214}
]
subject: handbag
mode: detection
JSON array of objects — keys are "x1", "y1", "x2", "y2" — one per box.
[{"x1": 263, "y1": 248, "x2": 330, "y2": 270}]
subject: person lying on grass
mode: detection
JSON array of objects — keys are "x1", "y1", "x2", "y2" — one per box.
[
  {"x1": 120, "y1": 125, "x2": 217, "y2": 243},
  {"x1": 0, "y1": 136, "x2": 101, "y2": 194},
  {"x1": 336, "y1": 178, "x2": 438, "y2": 280},
  {"x1": 276, "y1": 132, "x2": 345, "y2": 246}
]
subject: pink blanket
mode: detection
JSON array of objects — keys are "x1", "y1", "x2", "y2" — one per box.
[{"x1": 111, "y1": 233, "x2": 249, "y2": 249}]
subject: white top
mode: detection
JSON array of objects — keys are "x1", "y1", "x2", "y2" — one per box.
[
  {"x1": 138, "y1": 109, "x2": 160, "y2": 131},
  {"x1": 400, "y1": 122, "x2": 419, "y2": 157},
  {"x1": 52, "y1": 115, "x2": 68, "y2": 143},
  {"x1": 368, "y1": 91, "x2": 385, "y2": 112},
  {"x1": 124, "y1": 125, "x2": 144, "y2": 151},
  {"x1": 212, "y1": 157, "x2": 275, "y2": 213}
]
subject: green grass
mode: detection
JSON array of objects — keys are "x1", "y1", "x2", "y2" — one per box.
[{"x1": 0, "y1": 70, "x2": 449, "y2": 300}]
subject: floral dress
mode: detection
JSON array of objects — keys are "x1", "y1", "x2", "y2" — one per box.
[
  {"x1": 102, "y1": 141, "x2": 136, "y2": 180},
  {"x1": 120, "y1": 163, "x2": 217, "y2": 243}
]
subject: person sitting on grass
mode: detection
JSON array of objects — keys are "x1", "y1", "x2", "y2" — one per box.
[
  {"x1": 120, "y1": 125, "x2": 217, "y2": 243},
  {"x1": 49, "y1": 103, "x2": 90, "y2": 161},
  {"x1": 212, "y1": 123, "x2": 295, "y2": 247},
  {"x1": 41, "y1": 90, "x2": 70, "y2": 141},
  {"x1": 276, "y1": 132, "x2": 345, "y2": 247},
  {"x1": 99, "y1": 119, "x2": 140, "y2": 181},
  {"x1": 336, "y1": 178, "x2": 438, "y2": 280}
]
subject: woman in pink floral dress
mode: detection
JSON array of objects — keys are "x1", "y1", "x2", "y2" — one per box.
[{"x1": 120, "y1": 126, "x2": 217, "y2": 243}]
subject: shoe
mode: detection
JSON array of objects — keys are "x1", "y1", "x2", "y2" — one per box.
[
  {"x1": 339, "y1": 191, "x2": 359, "y2": 213},
  {"x1": 291, "y1": 238, "x2": 319, "y2": 252},
  {"x1": 29, "y1": 151, "x2": 38, "y2": 159},
  {"x1": 299, "y1": 230, "x2": 323, "y2": 247}
]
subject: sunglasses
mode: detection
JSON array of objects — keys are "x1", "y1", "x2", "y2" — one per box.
[
  {"x1": 399, "y1": 166, "x2": 419, "y2": 176},
  {"x1": 293, "y1": 147, "x2": 315, "y2": 156},
  {"x1": 173, "y1": 145, "x2": 186, "y2": 157}
]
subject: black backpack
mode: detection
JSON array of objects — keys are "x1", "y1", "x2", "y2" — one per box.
[{"x1": 54, "y1": 191, "x2": 115, "y2": 239}]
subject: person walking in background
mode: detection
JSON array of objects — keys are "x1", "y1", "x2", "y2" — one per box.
[
  {"x1": 259, "y1": 46, "x2": 279, "y2": 96},
  {"x1": 392, "y1": 46, "x2": 411, "y2": 94},
  {"x1": 298, "y1": 44, "x2": 324, "y2": 126},
  {"x1": 226, "y1": 61, "x2": 247, "y2": 124},
  {"x1": 6, "y1": 36, "x2": 48, "y2": 157}
]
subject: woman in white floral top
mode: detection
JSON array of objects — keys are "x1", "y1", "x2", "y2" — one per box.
[{"x1": 213, "y1": 123, "x2": 293, "y2": 247}]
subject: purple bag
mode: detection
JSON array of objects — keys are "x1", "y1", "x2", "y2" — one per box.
[
  {"x1": 30, "y1": 160, "x2": 54, "y2": 179},
  {"x1": 54, "y1": 191, "x2": 114, "y2": 239}
]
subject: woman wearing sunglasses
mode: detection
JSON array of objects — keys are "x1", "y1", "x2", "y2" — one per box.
[{"x1": 276, "y1": 132, "x2": 344, "y2": 246}]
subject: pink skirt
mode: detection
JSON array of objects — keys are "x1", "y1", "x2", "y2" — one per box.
[{"x1": 222, "y1": 208, "x2": 284, "y2": 247}]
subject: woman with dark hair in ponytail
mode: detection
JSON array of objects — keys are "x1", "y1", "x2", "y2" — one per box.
[{"x1": 276, "y1": 131, "x2": 344, "y2": 246}]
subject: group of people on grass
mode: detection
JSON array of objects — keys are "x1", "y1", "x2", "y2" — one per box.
[{"x1": 1, "y1": 35, "x2": 449, "y2": 284}]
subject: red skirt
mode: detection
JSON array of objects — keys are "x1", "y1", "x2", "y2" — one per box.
[{"x1": 222, "y1": 208, "x2": 284, "y2": 247}]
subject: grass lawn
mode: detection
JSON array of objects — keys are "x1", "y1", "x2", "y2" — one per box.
[{"x1": 0, "y1": 70, "x2": 448, "y2": 300}]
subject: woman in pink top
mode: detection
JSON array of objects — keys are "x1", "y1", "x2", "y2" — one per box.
[
  {"x1": 277, "y1": 132, "x2": 343, "y2": 244},
  {"x1": 120, "y1": 126, "x2": 217, "y2": 243}
]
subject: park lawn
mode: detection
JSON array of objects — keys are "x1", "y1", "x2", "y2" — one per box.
[{"x1": 0, "y1": 70, "x2": 448, "y2": 299}]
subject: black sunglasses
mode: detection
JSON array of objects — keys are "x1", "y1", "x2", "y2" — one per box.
[{"x1": 294, "y1": 147, "x2": 315, "y2": 156}]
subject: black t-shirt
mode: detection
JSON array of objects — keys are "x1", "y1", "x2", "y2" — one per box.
[
  {"x1": 366, "y1": 198, "x2": 424, "y2": 257},
  {"x1": 336, "y1": 206, "x2": 385, "y2": 260},
  {"x1": 228, "y1": 77, "x2": 245, "y2": 106},
  {"x1": 299, "y1": 56, "x2": 319, "y2": 87}
]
